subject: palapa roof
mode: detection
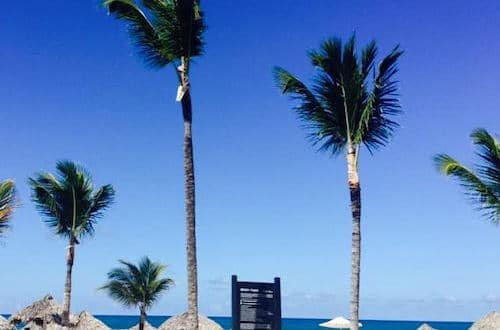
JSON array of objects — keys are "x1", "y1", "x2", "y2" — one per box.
[
  {"x1": 158, "y1": 313, "x2": 223, "y2": 330},
  {"x1": 9, "y1": 294, "x2": 62, "y2": 325},
  {"x1": 129, "y1": 320, "x2": 156, "y2": 330},
  {"x1": 0, "y1": 315, "x2": 14, "y2": 330},
  {"x1": 8, "y1": 295, "x2": 107, "y2": 329},
  {"x1": 470, "y1": 311, "x2": 500, "y2": 330},
  {"x1": 73, "y1": 311, "x2": 110, "y2": 330},
  {"x1": 416, "y1": 323, "x2": 437, "y2": 330}
]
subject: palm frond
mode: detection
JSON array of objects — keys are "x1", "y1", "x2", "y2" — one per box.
[
  {"x1": 104, "y1": 0, "x2": 205, "y2": 68},
  {"x1": 101, "y1": 257, "x2": 173, "y2": 310},
  {"x1": 360, "y1": 45, "x2": 403, "y2": 152},
  {"x1": 471, "y1": 128, "x2": 500, "y2": 189},
  {"x1": 361, "y1": 40, "x2": 377, "y2": 79},
  {"x1": 274, "y1": 66, "x2": 346, "y2": 154},
  {"x1": 434, "y1": 153, "x2": 499, "y2": 223},
  {"x1": 29, "y1": 161, "x2": 115, "y2": 240},
  {"x1": 275, "y1": 35, "x2": 403, "y2": 157},
  {"x1": 105, "y1": 0, "x2": 170, "y2": 67},
  {"x1": 0, "y1": 180, "x2": 17, "y2": 236}
]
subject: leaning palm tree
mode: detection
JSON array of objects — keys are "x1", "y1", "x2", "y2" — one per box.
[
  {"x1": 0, "y1": 179, "x2": 17, "y2": 238},
  {"x1": 103, "y1": 1, "x2": 205, "y2": 328},
  {"x1": 274, "y1": 35, "x2": 403, "y2": 330},
  {"x1": 100, "y1": 257, "x2": 174, "y2": 330},
  {"x1": 435, "y1": 128, "x2": 499, "y2": 224},
  {"x1": 28, "y1": 160, "x2": 115, "y2": 325}
]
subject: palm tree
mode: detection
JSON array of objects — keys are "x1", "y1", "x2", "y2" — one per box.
[
  {"x1": 0, "y1": 179, "x2": 17, "y2": 238},
  {"x1": 100, "y1": 257, "x2": 174, "y2": 330},
  {"x1": 274, "y1": 35, "x2": 403, "y2": 330},
  {"x1": 103, "y1": 1, "x2": 205, "y2": 328},
  {"x1": 28, "y1": 160, "x2": 115, "y2": 325},
  {"x1": 434, "y1": 128, "x2": 499, "y2": 224}
]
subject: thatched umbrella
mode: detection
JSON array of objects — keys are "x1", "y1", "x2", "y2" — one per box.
[
  {"x1": 0, "y1": 315, "x2": 14, "y2": 330},
  {"x1": 416, "y1": 323, "x2": 437, "y2": 330},
  {"x1": 73, "y1": 311, "x2": 110, "y2": 330},
  {"x1": 158, "y1": 313, "x2": 223, "y2": 330},
  {"x1": 470, "y1": 311, "x2": 500, "y2": 330},
  {"x1": 9, "y1": 294, "x2": 62, "y2": 327},
  {"x1": 129, "y1": 320, "x2": 156, "y2": 330}
]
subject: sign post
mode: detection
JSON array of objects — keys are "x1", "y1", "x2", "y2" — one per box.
[{"x1": 232, "y1": 275, "x2": 282, "y2": 330}]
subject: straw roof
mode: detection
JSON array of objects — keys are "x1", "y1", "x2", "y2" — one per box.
[
  {"x1": 8, "y1": 295, "x2": 108, "y2": 330},
  {"x1": 416, "y1": 323, "x2": 437, "y2": 330},
  {"x1": 9, "y1": 294, "x2": 62, "y2": 326},
  {"x1": 158, "y1": 313, "x2": 223, "y2": 330},
  {"x1": 73, "y1": 311, "x2": 110, "y2": 330},
  {"x1": 470, "y1": 311, "x2": 500, "y2": 330},
  {"x1": 0, "y1": 315, "x2": 14, "y2": 330},
  {"x1": 129, "y1": 320, "x2": 156, "y2": 330}
]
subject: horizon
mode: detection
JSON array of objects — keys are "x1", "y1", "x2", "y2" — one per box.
[
  {"x1": 1, "y1": 0, "x2": 499, "y2": 324},
  {"x1": 0, "y1": 313, "x2": 477, "y2": 324}
]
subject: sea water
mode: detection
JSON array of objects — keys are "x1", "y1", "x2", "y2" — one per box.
[{"x1": 94, "y1": 315, "x2": 473, "y2": 330}]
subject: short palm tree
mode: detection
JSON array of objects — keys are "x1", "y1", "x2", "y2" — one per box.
[
  {"x1": 29, "y1": 161, "x2": 115, "y2": 325},
  {"x1": 435, "y1": 128, "x2": 499, "y2": 224},
  {"x1": 100, "y1": 257, "x2": 174, "y2": 330},
  {"x1": 274, "y1": 35, "x2": 403, "y2": 330},
  {"x1": 0, "y1": 179, "x2": 17, "y2": 238},
  {"x1": 103, "y1": 2, "x2": 205, "y2": 328}
]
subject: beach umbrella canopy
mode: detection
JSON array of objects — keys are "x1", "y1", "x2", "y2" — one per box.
[
  {"x1": 158, "y1": 313, "x2": 223, "y2": 330},
  {"x1": 74, "y1": 311, "x2": 110, "y2": 330},
  {"x1": 416, "y1": 323, "x2": 437, "y2": 330},
  {"x1": 470, "y1": 311, "x2": 500, "y2": 330},
  {"x1": 0, "y1": 315, "x2": 14, "y2": 330},
  {"x1": 319, "y1": 316, "x2": 362, "y2": 329}
]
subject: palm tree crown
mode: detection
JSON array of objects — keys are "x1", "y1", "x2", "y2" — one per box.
[
  {"x1": 28, "y1": 160, "x2": 115, "y2": 240},
  {"x1": 435, "y1": 128, "x2": 499, "y2": 223},
  {"x1": 274, "y1": 35, "x2": 403, "y2": 155},
  {"x1": 0, "y1": 180, "x2": 17, "y2": 237},
  {"x1": 104, "y1": 0, "x2": 205, "y2": 69},
  {"x1": 101, "y1": 257, "x2": 174, "y2": 309}
]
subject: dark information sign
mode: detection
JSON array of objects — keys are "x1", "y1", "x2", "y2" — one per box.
[{"x1": 232, "y1": 275, "x2": 282, "y2": 330}]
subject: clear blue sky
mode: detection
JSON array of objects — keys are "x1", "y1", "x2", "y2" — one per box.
[{"x1": 1, "y1": 0, "x2": 499, "y2": 322}]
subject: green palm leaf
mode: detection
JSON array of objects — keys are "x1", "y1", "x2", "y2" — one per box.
[
  {"x1": 435, "y1": 129, "x2": 500, "y2": 223},
  {"x1": 105, "y1": 0, "x2": 205, "y2": 68},
  {"x1": 100, "y1": 257, "x2": 174, "y2": 309},
  {"x1": 274, "y1": 34, "x2": 403, "y2": 156},
  {"x1": 29, "y1": 160, "x2": 116, "y2": 240},
  {"x1": 0, "y1": 180, "x2": 17, "y2": 236}
]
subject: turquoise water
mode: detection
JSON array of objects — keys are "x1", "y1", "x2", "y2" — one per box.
[{"x1": 94, "y1": 315, "x2": 473, "y2": 330}]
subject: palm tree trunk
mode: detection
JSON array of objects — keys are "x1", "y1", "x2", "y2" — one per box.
[
  {"x1": 347, "y1": 146, "x2": 361, "y2": 330},
  {"x1": 139, "y1": 304, "x2": 146, "y2": 330},
  {"x1": 180, "y1": 57, "x2": 199, "y2": 330},
  {"x1": 62, "y1": 235, "x2": 76, "y2": 325}
]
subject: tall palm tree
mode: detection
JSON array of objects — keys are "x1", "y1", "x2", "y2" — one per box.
[
  {"x1": 103, "y1": 1, "x2": 205, "y2": 328},
  {"x1": 28, "y1": 161, "x2": 115, "y2": 325},
  {"x1": 100, "y1": 257, "x2": 174, "y2": 330},
  {"x1": 0, "y1": 179, "x2": 17, "y2": 238},
  {"x1": 434, "y1": 128, "x2": 499, "y2": 224},
  {"x1": 274, "y1": 35, "x2": 403, "y2": 330}
]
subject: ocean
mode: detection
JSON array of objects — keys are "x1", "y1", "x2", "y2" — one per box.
[{"x1": 93, "y1": 315, "x2": 473, "y2": 330}]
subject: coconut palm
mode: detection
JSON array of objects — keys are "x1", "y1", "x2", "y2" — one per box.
[
  {"x1": 0, "y1": 179, "x2": 17, "y2": 238},
  {"x1": 100, "y1": 257, "x2": 174, "y2": 330},
  {"x1": 274, "y1": 35, "x2": 403, "y2": 330},
  {"x1": 434, "y1": 128, "x2": 499, "y2": 223},
  {"x1": 103, "y1": 1, "x2": 205, "y2": 328},
  {"x1": 28, "y1": 160, "x2": 115, "y2": 325}
]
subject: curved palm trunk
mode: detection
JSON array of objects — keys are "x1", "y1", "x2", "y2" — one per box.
[
  {"x1": 62, "y1": 235, "x2": 76, "y2": 325},
  {"x1": 347, "y1": 147, "x2": 361, "y2": 330},
  {"x1": 139, "y1": 305, "x2": 146, "y2": 330},
  {"x1": 180, "y1": 57, "x2": 199, "y2": 330}
]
